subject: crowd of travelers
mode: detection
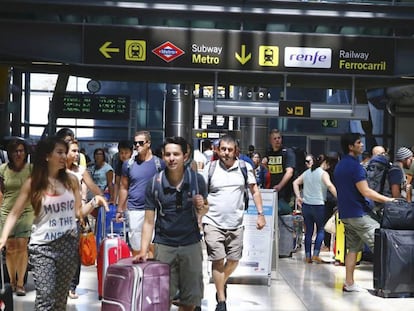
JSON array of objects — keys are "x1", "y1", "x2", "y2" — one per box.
[{"x1": 0, "y1": 128, "x2": 411, "y2": 310}]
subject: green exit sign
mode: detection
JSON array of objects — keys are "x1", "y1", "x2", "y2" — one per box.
[{"x1": 322, "y1": 120, "x2": 338, "y2": 128}]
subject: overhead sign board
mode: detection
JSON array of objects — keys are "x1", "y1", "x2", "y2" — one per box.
[
  {"x1": 279, "y1": 100, "x2": 311, "y2": 118},
  {"x1": 84, "y1": 26, "x2": 394, "y2": 75},
  {"x1": 56, "y1": 93, "x2": 130, "y2": 120},
  {"x1": 192, "y1": 129, "x2": 241, "y2": 140}
]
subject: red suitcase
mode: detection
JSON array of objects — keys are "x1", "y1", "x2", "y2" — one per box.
[
  {"x1": 102, "y1": 257, "x2": 170, "y2": 311},
  {"x1": 97, "y1": 222, "x2": 131, "y2": 299}
]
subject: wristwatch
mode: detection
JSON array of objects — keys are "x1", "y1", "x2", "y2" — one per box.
[{"x1": 257, "y1": 211, "x2": 264, "y2": 216}]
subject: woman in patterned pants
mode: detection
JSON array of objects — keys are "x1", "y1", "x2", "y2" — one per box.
[{"x1": 0, "y1": 136, "x2": 108, "y2": 310}]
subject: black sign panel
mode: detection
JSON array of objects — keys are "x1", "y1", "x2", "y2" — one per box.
[
  {"x1": 279, "y1": 100, "x2": 311, "y2": 118},
  {"x1": 56, "y1": 93, "x2": 130, "y2": 120},
  {"x1": 84, "y1": 26, "x2": 394, "y2": 75}
]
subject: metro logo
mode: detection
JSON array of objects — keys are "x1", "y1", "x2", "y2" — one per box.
[
  {"x1": 152, "y1": 41, "x2": 185, "y2": 63},
  {"x1": 284, "y1": 47, "x2": 331, "y2": 69}
]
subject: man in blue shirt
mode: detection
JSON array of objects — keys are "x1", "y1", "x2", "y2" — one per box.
[
  {"x1": 334, "y1": 133, "x2": 395, "y2": 292},
  {"x1": 116, "y1": 130, "x2": 165, "y2": 256}
]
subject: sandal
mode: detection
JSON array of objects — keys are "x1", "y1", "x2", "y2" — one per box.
[
  {"x1": 16, "y1": 286, "x2": 26, "y2": 296},
  {"x1": 68, "y1": 290, "x2": 79, "y2": 299}
]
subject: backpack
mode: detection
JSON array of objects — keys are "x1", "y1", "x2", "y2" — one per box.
[
  {"x1": 208, "y1": 159, "x2": 249, "y2": 210},
  {"x1": 150, "y1": 168, "x2": 201, "y2": 235},
  {"x1": 291, "y1": 147, "x2": 307, "y2": 178},
  {"x1": 126, "y1": 154, "x2": 162, "y2": 177},
  {"x1": 281, "y1": 146, "x2": 307, "y2": 179},
  {"x1": 366, "y1": 155, "x2": 392, "y2": 195}
]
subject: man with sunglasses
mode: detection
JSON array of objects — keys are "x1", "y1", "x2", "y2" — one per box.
[{"x1": 116, "y1": 130, "x2": 165, "y2": 256}]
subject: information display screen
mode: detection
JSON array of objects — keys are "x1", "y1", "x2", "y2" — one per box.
[{"x1": 56, "y1": 92, "x2": 130, "y2": 120}]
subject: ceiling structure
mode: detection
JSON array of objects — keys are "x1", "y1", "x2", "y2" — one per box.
[{"x1": 0, "y1": 0, "x2": 414, "y2": 91}]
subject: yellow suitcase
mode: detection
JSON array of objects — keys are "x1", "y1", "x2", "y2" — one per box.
[{"x1": 334, "y1": 214, "x2": 362, "y2": 265}]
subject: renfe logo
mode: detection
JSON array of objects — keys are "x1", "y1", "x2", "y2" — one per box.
[
  {"x1": 284, "y1": 47, "x2": 332, "y2": 69},
  {"x1": 152, "y1": 41, "x2": 185, "y2": 63}
]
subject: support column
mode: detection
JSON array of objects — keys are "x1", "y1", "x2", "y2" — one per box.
[
  {"x1": 238, "y1": 86, "x2": 269, "y2": 156},
  {"x1": 0, "y1": 66, "x2": 9, "y2": 138},
  {"x1": 164, "y1": 84, "x2": 194, "y2": 142}
]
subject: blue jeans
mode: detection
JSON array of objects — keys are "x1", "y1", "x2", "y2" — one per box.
[{"x1": 302, "y1": 203, "x2": 326, "y2": 258}]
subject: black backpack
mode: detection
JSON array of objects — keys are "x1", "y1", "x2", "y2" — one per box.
[
  {"x1": 281, "y1": 146, "x2": 307, "y2": 179},
  {"x1": 366, "y1": 155, "x2": 392, "y2": 196}
]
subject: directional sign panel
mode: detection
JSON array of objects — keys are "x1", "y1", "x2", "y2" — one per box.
[
  {"x1": 84, "y1": 26, "x2": 394, "y2": 75},
  {"x1": 279, "y1": 100, "x2": 311, "y2": 118}
]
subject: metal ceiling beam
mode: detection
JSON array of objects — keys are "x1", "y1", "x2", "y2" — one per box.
[
  {"x1": 1, "y1": 0, "x2": 414, "y2": 28},
  {"x1": 198, "y1": 99, "x2": 369, "y2": 120}
]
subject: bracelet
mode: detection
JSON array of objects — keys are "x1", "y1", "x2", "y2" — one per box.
[
  {"x1": 257, "y1": 211, "x2": 264, "y2": 216},
  {"x1": 91, "y1": 197, "x2": 99, "y2": 209}
]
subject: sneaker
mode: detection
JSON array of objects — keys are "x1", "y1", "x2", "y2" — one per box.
[
  {"x1": 343, "y1": 282, "x2": 365, "y2": 292},
  {"x1": 215, "y1": 301, "x2": 227, "y2": 311},
  {"x1": 68, "y1": 290, "x2": 79, "y2": 299},
  {"x1": 215, "y1": 284, "x2": 227, "y2": 302},
  {"x1": 311, "y1": 256, "x2": 323, "y2": 264}
]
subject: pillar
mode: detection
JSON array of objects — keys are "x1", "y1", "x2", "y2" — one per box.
[{"x1": 164, "y1": 84, "x2": 194, "y2": 143}]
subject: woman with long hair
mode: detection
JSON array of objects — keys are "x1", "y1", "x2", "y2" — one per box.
[
  {"x1": 66, "y1": 139, "x2": 104, "y2": 299},
  {"x1": 0, "y1": 136, "x2": 108, "y2": 310}
]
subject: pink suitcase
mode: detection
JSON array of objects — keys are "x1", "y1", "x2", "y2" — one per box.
[
  {"x1": 97, "y1": 222, "x2": 131, "y2": 299},
  {"x1": 101, "y1": 257, "x2": 170, "y2": 311}
]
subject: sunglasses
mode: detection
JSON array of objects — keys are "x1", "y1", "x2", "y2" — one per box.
[
  {"x1": 134, "y1": 140, "x2": 147, "y2": 146},
  {"x1": 305, "y1": 159, "x2": 312, "y2": 163}
]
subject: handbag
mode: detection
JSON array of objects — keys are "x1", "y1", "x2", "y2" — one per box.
[
  {"x1": 79, "y1": 218, "x2": 97, "y2": 266},
  {"x1": 381, "y1": 199, "x2": 414, "y2": 230},
  {"x1": 324, "y1": 211, "x2": 337, "y2": 234}
]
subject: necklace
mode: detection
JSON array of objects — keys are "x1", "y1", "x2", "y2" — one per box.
[{"x1": 48, "y1": 177, "x2": 59, "y2": 195}]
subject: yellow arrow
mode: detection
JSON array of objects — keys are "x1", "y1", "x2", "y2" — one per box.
[
  {"x1": 99, "y1": 42, "x2": 120, "y2": 58},
  {"x1": 286, "y1": 107, "x2": 294, "y2": 115},
  {"x1": 235, "y1": 45, "x2": 252, "y2": 65}
]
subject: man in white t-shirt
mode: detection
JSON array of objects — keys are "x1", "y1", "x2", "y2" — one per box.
[{"x1": 202, "y1": 135, "x2": 266, "y2": 311}]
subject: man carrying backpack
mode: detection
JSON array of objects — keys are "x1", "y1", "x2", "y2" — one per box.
[
  {"x1": 366, "y1": 146, "x2": 412, "y2": 209},
  {"x1": 134, "y1": 136, "x2": 208, "y2": 311},
  {"x1": 202, "y1": 135, "x2": 265, "y2": 311},
  {"x1": 116, "y1": 130, "x2": 165, "y2": 256}
]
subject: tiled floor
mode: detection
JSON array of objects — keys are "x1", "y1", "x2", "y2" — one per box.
[{"x1": 11, "y1": 248, "x2": 414, "y2": 310}]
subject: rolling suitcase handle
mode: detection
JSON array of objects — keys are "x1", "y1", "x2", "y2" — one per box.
[
  {"x1": 109, "y1": 218, "x2": 127, "y2": 242},
  {"x1": 0, "y1": 250, "x2": 6, "y2": 294}
]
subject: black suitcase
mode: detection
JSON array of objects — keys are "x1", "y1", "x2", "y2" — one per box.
[
  {"x1": 381, "y1": 199, "x2": 414, "y2": 230},
  {"x1": 0, "y1": 250, "x2": 13, "y2": 311},
  {"x1": 373, "y1": 228, "x2": 414, "y2": 298}
]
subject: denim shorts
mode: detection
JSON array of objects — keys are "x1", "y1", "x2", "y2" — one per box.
[{"x1": 341, "y1": 215, "x2": 379, "y2": 252}]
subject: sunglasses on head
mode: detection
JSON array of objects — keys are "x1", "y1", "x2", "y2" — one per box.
[{"x1": 134, "y1": 140, "x2": 147, "y2": 146}]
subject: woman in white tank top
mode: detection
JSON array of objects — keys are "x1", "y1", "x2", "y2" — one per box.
[{"x1": 0, "y1": 136, "x2": 108, "y2": 311}]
